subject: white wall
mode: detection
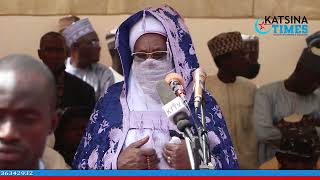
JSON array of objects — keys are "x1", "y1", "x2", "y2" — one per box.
[{"x1": 0, "y1": 15, "x2": 319, "y2": 85}]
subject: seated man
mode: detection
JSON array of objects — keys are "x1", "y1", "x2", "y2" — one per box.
[
  {"x1": 206, "y1": 32, "x2": 260, "y2": 169},
  {"x1": 62, "y1": 18, "x2": 115, "y2": 99},
  {"x1": 0, "y1": 54, "x2": 59, "y2": 169},
  {"x1": 73, "y1": 5, "x2": 238, "y2": 170},
  {"x1": 38, "y1": 31, "x2": 96, "y2": 114},
  {"x1": 254, "y1": 37, "x2": 320, "y2": 164}
]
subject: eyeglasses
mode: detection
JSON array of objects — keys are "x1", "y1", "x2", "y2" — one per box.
[{"x1": 132, "y1": 51, "x2": 168, "y2": 60}]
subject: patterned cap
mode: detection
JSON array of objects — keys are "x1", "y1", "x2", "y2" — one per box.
[
  {"x1": 298, "y1": 48, "x2": 320, "y2": 73},
  {"x1": 208, "y1": 31, "x2": 243, "y2": 58},
  {"x1": 306, "y1": 31, "x2": 320, "y2": 47},
  {"x1": 58, "y1": 15, "x2": 80, "y2": 32},
  {"x1": 62, "y1": 18, "x2": 95, "y2": 47}
]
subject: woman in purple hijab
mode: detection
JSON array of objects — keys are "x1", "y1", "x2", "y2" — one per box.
[{"x1": 73, "y1": 5, "x2": 239, "y2": 170}]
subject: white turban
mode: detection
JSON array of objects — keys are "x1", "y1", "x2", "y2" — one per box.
[{"x1": 129, "y1": 15, "x2": 167, "y2": 52}]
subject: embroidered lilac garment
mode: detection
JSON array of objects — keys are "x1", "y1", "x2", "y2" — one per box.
[
  {"x1": 73, "y1": 5, "x2": 239, "y2": 169},
  {"x1": 123, "y1": 111, "x2": 178, "y2": 169}
]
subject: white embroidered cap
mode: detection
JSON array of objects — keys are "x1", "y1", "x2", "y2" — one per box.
[{"x1": 62, "y1": 18, "x2": 95, "y2": 47}]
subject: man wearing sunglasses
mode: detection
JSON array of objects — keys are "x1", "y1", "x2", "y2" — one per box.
[
  {"x1": 73, "y1": 6, "x2": 238, "y2": 170},
  {"x1": 63, "y1": 18, "x2": 114, "y2": 99}
]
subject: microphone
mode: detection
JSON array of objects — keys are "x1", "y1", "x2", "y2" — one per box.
[
  {"x1": 165, "y1": 73, "x2": 187, "y2": 102},
  {"x1": 193, "y1": 68, "x2": 207, "y2": 109},
  {"x1": 174, "y1": 111, "x2": 194, "y2": 138},
  {"x1": 156, "y1": 80, "x2": 189, "y2": 125},
  {"x1": 157, "y1": 80, "x2": 202, "y2": 169}
]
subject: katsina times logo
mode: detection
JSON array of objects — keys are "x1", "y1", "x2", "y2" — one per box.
[{"x1": 255, "y1": 16, "x2": 309, "y2": 36}]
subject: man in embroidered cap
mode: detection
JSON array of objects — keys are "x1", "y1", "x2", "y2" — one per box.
[
  {"x1": 206, "y1": 32, "x2": 260, "y2": 169},
  {"x1": 105, "y1": 28, "x2": 124, "y2": 83},
  {"x1": 254, "y1": 40, "x2": 320, "y2": 165},
  {"x1": 63, "y1": 18, "x2": 114, "y2": 99},
  {"x1": 73, "y1": 6, "x2": 238, "y2": 170}
]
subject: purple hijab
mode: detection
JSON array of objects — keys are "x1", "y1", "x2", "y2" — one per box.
[{"x1": 73, "y1": 5, "x2": 239, "y2": 169}]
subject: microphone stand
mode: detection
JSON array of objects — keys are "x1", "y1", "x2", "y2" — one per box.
[
  {"x1": 184, "y1": 136, "x2": 196, "y2": 169},
  {"x1": 183, "y1": 129, "x2": 201, "y2": 170},
  {"x1": 194, "y1": 95, "x2": 214, "y2": 170},
  {"x1": 175, "y1": 95, "x2": 213, "y2": 169},
  {"x1": 199, "y1": 99, "x2": 213, "y2": 169}
]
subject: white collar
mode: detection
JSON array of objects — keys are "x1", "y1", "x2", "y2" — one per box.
[
  {"x1": 38, "y1": 160, "x2": 45, "y2": 170},
  {"x1": 65, "y1": 57, "x2": 93, "y2": 71}
]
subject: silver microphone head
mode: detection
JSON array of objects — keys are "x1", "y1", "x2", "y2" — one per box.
[{"x1": 193, "y1": 68, "x2": 207, "y2": 108}]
